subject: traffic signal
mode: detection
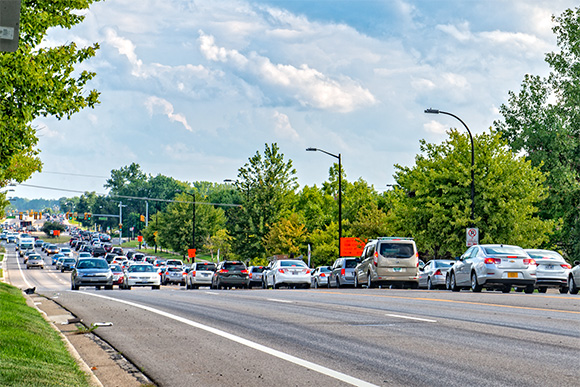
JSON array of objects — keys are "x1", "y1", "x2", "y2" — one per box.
[
  {"x1": 87, "y1": 213, "x2": 92, "y2": 221},
  {"x1": 19, "y1": 212, "x2": 22, "y2": 220},
  {"x1": 84, "y1": 212, "x2": 88, "y2": 220},
  {"x1": 119, "y1": 223, "x2": 122, "y2": 230},
  {"x1": 38, "y1": 213, "x2": 42, "y2": 220},
  {"x1": 33, "y1": 212, "x2": 37, "y2": 220},
  {"x1": 140, "y1": 214, "x2": 145, "y2": 222}
]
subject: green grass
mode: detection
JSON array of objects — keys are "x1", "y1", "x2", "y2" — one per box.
[{"x1": 0, "y1": 283, "x2": 91, "y2": 386}]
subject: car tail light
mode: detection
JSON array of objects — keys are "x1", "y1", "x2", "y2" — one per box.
[
  {"x1": 341, "y1": 268, "x2": 345, "y2": 276},
  {"x1": 433, "y1": 269, "x2": 442, "y2": 276},
  {"x1": 561, "y1": 263, "x2": 572, "y2": 269},
  {"x1": 305, "y1": 269, "x2": 311, "y2": 274},
  {"x1": 278, "y1": 268, "x2": 286, "y2": 274},
  {"x1": 523, "y1": 258, "x2": 537, "y2": 266},
  {"x1": 320, "y1": 273, "x2": 326, "y2": 277},
  {"x1": 373, "y1": 251, "x2": 378, "y2": 266},
  {"x1": 192, "y1": 271, "x2": 196, "y2": 277},
  {"x1": 484, "y1": 258, "x2": 501, "y2": 265},
  {"x1": 241, "y1": 269, "x2": 248, "y2": 274},
  {"x1": 219, "y1": 269, "x2": 228, "y2": 273},
  {"x1": 249, "y1": 272, "x2": 253, "y2": 278}
]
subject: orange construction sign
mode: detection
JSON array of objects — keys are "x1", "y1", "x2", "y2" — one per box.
[
  {"x1": 188, "y1": 249, "x2": 196, "y2": 258},
  {"x1": 340, "y1": 237, "x2": 366, "y2": 257}
]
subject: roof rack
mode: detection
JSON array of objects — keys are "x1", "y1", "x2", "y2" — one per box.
[{"x1": 377, "y1": 236, "x2": 414, "y2": 241}]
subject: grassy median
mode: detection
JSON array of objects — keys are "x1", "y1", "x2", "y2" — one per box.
[{"x1": 0, "y1": 283, "x2": 91, "y2": 387}]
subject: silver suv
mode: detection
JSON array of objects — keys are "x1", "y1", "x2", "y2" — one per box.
[
  {"x1": 355, "y1": 237, "x2": 419, "y2": 289},
  {"x1": 446, "y1": 244, "x2": 537, "y2": 293}
]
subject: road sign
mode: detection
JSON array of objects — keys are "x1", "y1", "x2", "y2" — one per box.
[
  {"x1": 0, "y1": 0, "x2": 21, "y2": 52},
  {"x1": 466, "y1": 228, "x2": 479, "y2": 246},
  {"x1": 340, "y1": 237, "x2": 366, "y2": 257}
]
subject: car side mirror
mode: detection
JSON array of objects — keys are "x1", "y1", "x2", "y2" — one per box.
[{"x1": 574, "y1": 260, "x2": 580, "y2": 266}]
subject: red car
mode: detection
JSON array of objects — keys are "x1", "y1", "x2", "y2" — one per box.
[{"x1": 109, "y1": 264, "x2": 125, "y2": 288}]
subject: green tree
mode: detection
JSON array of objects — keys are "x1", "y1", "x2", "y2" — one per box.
[
  {"x1": 263, "y1": 213, "x2": 309, "y2": 257},
  {"x1": 41, "y1": 221, "x2": 65, "y2": 238},
  {"x1": 233, "y1": 143, "x2": 298, "y2": 259},
  {"x1": 0, "y1": 1, "x2": 101, "y2": 211},
  {"x1": 390, "y1": 129, "x2": 553, "y2": 259},
  {"x1": 494, "y1": 7, "x2": 580, "y2": 258}
]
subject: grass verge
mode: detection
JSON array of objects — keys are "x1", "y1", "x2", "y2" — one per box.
[{"x1": 0, "y1": 283, "x2": 92, "y2": 386}]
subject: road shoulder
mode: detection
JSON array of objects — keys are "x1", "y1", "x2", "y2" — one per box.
[{"x1": 29, "y1": 293, "x2": 154, "y2": 387}]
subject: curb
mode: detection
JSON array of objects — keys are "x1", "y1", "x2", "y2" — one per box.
[{"x1": 25, "y1": 294, "x2": 104, "y2": 387}]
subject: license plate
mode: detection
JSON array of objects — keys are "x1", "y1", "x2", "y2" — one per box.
[
  {"x1": 393, "y1": 268, "x2": 403, "y2": 272},
  {"x1": 546, "y1": 265, "x2": 554, "y2": 270},
  {"x1": 507, "y1": 272, "x2": 518, "y2": 278}
]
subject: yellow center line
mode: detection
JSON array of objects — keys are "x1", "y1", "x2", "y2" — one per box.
[{"x1": 313, "y1": 290, "x2": 580, "y2": 315}]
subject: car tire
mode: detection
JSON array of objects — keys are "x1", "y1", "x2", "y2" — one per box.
[
  {"x1": 471, "y1": 272, "x2": 483, "y2": 292},
  {"x1": 427, "y1": 277, "x2": 433, "y2": 290},
  {"x1": 105, "y1": 285, "x2": 113, "y2": 290},
  {"x1": 367, "y1": 272, "x2": 373, "y2": 289},
  {"x1": 71, "y1": 283, "x2": 79, "y2": 291},
  {"x1": 274, "y1": 278, "x2": 280, "y2": 289},
  {"x1": 538, "y1": 287, "x2": 547, "y2": 293},
  {"x1": 569, "y1": 276, "x2": 579, "y2": 294},
  {"x1": 126, "y1": 285, "x2": 132, "y2": 290},
  {"x1": 327, "y1": 276, "x2": 332, "y2": 288},
  {"x1": 501, "y1": 285, "x2": 511, "y2": 293},
  {"x1": 559, "y1": 286, "x2": 569, "y2": 294},
  {"x1": 262, "y1": 280, "x2": 267, "y2": 289},
  {"x1": 450, "y1": 272, "x2": 459, "y2": 292},
  {"x1": 336, "y1": 277, "x2": 342, "y2": 288},
  {"x1": 524, "y1": 285, "x2": 534, "y2": 294}
]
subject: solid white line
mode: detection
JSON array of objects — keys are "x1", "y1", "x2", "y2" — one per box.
[
  {"x1": 267, "y1": 298, "x2": 293, "y2": 303},
  {"x1": 14, "y1": 251, "x2": 33, "y2": 289},
  {"x1": 386, "y1": 314, "x2": 437, "y2": 323},
  {"x1": 204, "y1": 291, "x2": 219, "y2": 295},
  {"x1": 77, "y1": 291, "x2": 378, "y2": 387}
]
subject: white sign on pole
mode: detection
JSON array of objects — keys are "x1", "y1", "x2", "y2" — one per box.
[{"x1": 466, "y1": 228, "x2": 479, "y2": 246}]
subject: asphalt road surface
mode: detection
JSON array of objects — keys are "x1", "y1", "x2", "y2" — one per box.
[{"x1": 4, "y1": 244, "x2": 580, "y2": 387}]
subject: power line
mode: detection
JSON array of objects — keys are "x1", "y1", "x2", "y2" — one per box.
[{"x1": 41, "y1": 171, "x2": 109, "y2": 179}]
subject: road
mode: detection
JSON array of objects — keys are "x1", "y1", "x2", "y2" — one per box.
[{"x1": 4, "y1": 244, "x2": 580, "y2": 386}]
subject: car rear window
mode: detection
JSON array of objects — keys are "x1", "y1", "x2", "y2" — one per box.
[
  {"x1": 167, "y1": 267, "x2": 182, "y2": 272},
  {"x1": 379, "y1": 243, "x2": 414, "y2": 258},
  {"x1": 525, "y1": 250, "x2": 563, "y2": 260},
  {"x1": 223, "y1": 262, "x2": 246, "y2": 270},
  {"x1": 482, "y1": 246, "x2": 525, "y2": 255},
  {"x1": 197, "y1": 263, "x2": 216, "y2": 271},
  {"x1": 280, "y1": 260, "x2": 307, "y2": 267},
  {"x1": 434, "y1": 261, "x2": 453, "y2": 268},
  {"x1": 251, "y1": 267, "x2": 265, "y2": 273},
  {"x1": 344, "y1": 259, "x2": 358, "y2": 268},
  {"x1": 320, "y1": 267, "x2": 331, "y2": 272}
]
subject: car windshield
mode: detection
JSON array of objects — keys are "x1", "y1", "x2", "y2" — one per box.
[
  {"x1": 77, "y1": 259, "x2": 107, "y2": 269},
  {"x1": 109, "y1": 265, "x2": 123, "y2": 271},
  {"x1": 482, "y1": 246, "x2": 525, "y2": 256},
  {"x1": 29, "y1": 255, "x2": 41, "y2": 260},
  {"x1": 379, "y1": 243, "x2": 414, "y2": 258},
  {"x1": 129, "y1": 265, "x2": 155, "y2": 273},
  {"x1": 280, "y1": 260, "x2": 307, "y2": 267}
]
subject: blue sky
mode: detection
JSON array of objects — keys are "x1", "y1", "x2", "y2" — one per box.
[{"x1": 12, "y1": 0, "x2": 578, "y2": 200}]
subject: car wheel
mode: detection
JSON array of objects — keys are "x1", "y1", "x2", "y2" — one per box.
[
  {"x1": 327, "y1": 276, "x2": 332, "y2": 288},
  {"x1": 514, "y1": 287, "x2": 524, "y2": 292},
  {"x1": 559, "y1": 286, "x2": 569, "y2": 294},
  {"x1": 471, "y1": 272, "x2": 483, "y2": 292},
  {"x1": 104, "y1": 285, "x2": 113, "y2": 290},
  {"x1": 274, "y1": 278, "x2": 279, "y2": 289},
  {"x1": 367, "y1": 272, "x2": 373, "y2": 289},
  {"x1": 568, "y1": 276, "x2": 578, "y2": 294},
  {"x1": 524, "y1": 285, "x2": 534, "y2": 294},
  {"x1": 427, "y1": 277, "x2": 433, "y2": 290},
  {"x1": 61, "y1": 269, "x2": 64, "y2": 273},
  {"x1": 262, "y1": 280, "x2": 267, "y2": 289},
  {"x1": 71, "y1": 283, "x2": 79, "y2": 291},
  {"x1": 127, "y1": 285, "x2": 132, "y2": 290},
  {"x1": 450, "y1": 272, "x2": 459, "y2": 292},
  {"x1": 336, "y1": 277, "x2": 342, "y2": 288},
  {"x1": 501, "y1": 285, "x2": 511, "y2": 293},
  {"x1": 538, "y1": 287, "x2": 547, "y2": 293}
]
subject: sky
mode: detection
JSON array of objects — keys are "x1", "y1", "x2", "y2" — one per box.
[{"x1": 10, "y1": 0, "x2": 579, "y2": 200}]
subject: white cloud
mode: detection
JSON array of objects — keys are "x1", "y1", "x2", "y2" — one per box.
[
  {"x1": 437, "y1": 22, "x2": 473, "y2": 42},
  {"x1": 198, "y1": 31, "x2": 376, "y2": 112},
  {"x1": 145, "y1": 96, "x2": 193, "y2": 132},
  {"x1": 424, "y1": 120, "x2": 448, "y2": 134},
  {"x1": 273, "y1": 111, "x2": 299, "y2": 141},
  {"x1": 104, "y1": 28, "x2": 144, "y2": 76}
]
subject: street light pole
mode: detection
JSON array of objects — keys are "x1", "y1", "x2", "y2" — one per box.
[
  {"x1": 306, "y1": 147, "x2": 342, "y2": 257},
  {"x1": 425, "y1": 108, "x2": 475, "y2": 225}
]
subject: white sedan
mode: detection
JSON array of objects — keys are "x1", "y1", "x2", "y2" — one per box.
[
  {"x1": 263, "y1": 259, "x2": 311, "y2": 289},
  {"x1": 122, "y1": 263, "x2": 161, "y2": 290}
]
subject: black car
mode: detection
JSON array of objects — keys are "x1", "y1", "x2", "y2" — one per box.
[
  {"x1": 211, "y1": 261, "x2": 250, "y2": 289},
  {"x1": 92, "y1": 246, "x2": 106, "y2": 257}
]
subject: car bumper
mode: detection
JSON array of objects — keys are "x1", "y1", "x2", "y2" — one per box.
[
  {"x1": 275, "y1": 273, "x2": 311, "y2": 285},
  {"x1": 74, "y1": 277, "x2": 113, "y2": 286},
  {"x1": 127, "y1": 278, "x2": 161, "y2": 286},
  {"x1": 215, "y1": 276, "x2": 249, "y2": 286}
]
